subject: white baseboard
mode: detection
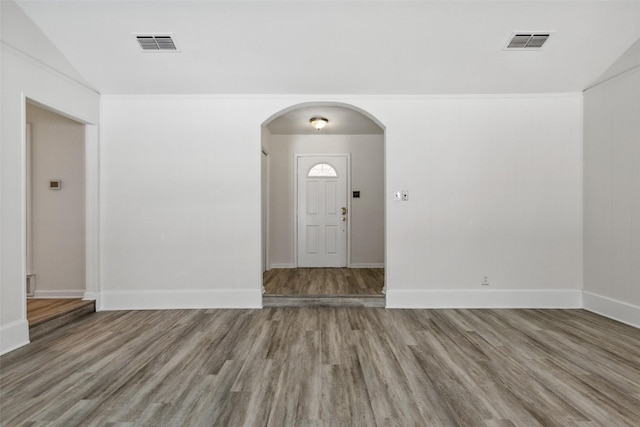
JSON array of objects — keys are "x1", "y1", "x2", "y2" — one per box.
[
  {"x1": 0, "y1": 320, "x2": 30, "y2": 356},
  {"x1": 386, "y1": 289, "x2": 582, "y2": 309},
  {"x1": 32, "y1": 290, "x2": 85, "y2": 299},
  {"x1": 270, "y1": 263, "x2": 295, "y2": 269},
  {"x1": 582, "y1": 291, "x2": 640, "y2": 328},
  {"x1": 83, "y1": 291, "x2": 97, "y2": 301},
  {"x1": 349, "y1": 263, "x2": 385, "y2": 268},
  {"x1": 100, "y1": 289, "x2": 263, "y2": 310}
]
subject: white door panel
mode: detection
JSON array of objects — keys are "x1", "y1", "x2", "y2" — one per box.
[{"x1": 297, "y1": 156, "x2": 347, "y2": 267}]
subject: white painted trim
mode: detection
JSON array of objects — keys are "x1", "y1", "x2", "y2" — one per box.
[
  {"x1": 102, "y1": 93, "x2": 583, "y2": 101},
  {"x1": 270, "y1": 263, "x2": 295, "y2": 269},
  {"x1": 386, "y1": 289, "x2": 582, "y2": 309},
  {"x1": 0, "y1": 320, "x2": 30, "y2": 356},
  {"x1": 350, "y1": 263, "x2": 385, "y2": 268},
  {"x1": 262, "y1": 149, "x2": 270, "y2": 274},
  {"x1": 26, "y1": 123, "x2": 33, "y2": 276},
  {"x1": 83, "y1": 291, "x2": 97, "y2": 301},
  {"x1": 100, "y1": 289, "x2": 263, "y2": 310},
  {"x1": 582, "y1": 291, "x2": 640, "y2": 329},
  {"x1": 32, "y1": 290, "x2": 86, "y2": 299},
  {"x1": 85, "y1": 125, "x2": 100, "y2": 305}
]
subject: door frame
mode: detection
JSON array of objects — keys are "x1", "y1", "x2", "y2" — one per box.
[
  {"x1": 293, "y1": 153, "x2": 351, "y2": 268},
  {"x1": 261, "y1": 148, "x2": 270, "y2": 274},
  {"x1": 23, "y1": 97, "x2": 100, "y2": 306}
]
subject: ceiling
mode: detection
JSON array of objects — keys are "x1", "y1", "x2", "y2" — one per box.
[
  {"x1": 267, "y1": 106, "x2": 383, "y2": 135},
  {"x1": 11, "y1": 0, "x2": 640, "y2": 95}
]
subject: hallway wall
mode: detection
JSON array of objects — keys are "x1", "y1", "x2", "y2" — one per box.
[{"x1": 268, "y1": 134, "x2": 384, "y2": 267}]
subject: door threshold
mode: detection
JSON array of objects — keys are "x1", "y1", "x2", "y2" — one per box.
[{"x1": 263, "y1": 294, "x2": 385, "y2": 308}]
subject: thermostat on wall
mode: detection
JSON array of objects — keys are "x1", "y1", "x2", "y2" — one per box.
[{"x1": 49, "y1": 180, "x2": 61, "y2": 190}]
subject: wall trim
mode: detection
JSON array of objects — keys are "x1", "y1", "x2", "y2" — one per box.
[
  {"x1": 350, "y1": 263, "x2": 385, "y2": 268},
  {"x1": 270, "y1": 263, "x2": 295, "y2": 269},
  {"x1": 582, "y1": 291, "x2": 640, "y2": 329},
  {"x1": 101, "y1": 93, "x2": 583, "y2": 101},
  {"x1": 32, "y1": 290, "x2": 85, "y2": 299},
  {"x1": 0, "y1": 320, "x2": 30, "y2": 356},
  {"x1": 386, "y1": 289, "x2": 582, "y2": 309},
  {"x1": 100, "y1": 289, "x2": 263, "y2": 310}
]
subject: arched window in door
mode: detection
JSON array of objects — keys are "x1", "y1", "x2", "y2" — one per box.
[{"x1": 308, "y1": 163, "x2": 338, "y2": 177}]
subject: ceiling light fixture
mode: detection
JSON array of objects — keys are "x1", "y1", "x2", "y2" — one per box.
[{"x1": 310, "y1": 117, "x2": 328, "y2": 130}]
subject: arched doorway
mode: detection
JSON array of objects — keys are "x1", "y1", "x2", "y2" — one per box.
[{"x1": 261, "y1": 103, "x2": 386, "y2": 307}]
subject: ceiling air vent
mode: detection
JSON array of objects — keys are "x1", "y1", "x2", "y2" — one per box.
[
  {"x1": 136, "y1": 35, "x2": 178, "y2": 51},
  {"x1": 505, "y1": 33, "x2": 551, "y2": 50}
]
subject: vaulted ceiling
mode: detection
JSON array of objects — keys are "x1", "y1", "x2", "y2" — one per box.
[{"x1": 11, "y1": 0, "x2": 640, "y2": 95}]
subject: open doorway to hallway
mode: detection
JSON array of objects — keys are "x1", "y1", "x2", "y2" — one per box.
[
  {"x1": 261, "y1": 104, "x2": 385, "y2": 305},
  {"x1": 25, "y1": 101, "x2": 94, "y2": 337}
]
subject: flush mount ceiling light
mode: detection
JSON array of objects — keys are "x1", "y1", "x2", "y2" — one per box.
[{"x1": 310, "y1": 117, "x2": 328, "y2": 130}]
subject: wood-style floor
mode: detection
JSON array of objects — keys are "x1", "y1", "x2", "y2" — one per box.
[
  {"x1": 27, "y1": 298, "x2": 97, "y2": 341},
  {"x1": 1, "y1": 308, "x2": 639, "y2": 426},
  {"x1": 27, "y1": 298, "x2": 94, "y2": 327},
  {"x1": 263, "y1": 268, "x2": 384, "y2": 295}
]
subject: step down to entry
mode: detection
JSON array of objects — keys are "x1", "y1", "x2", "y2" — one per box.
[
  {"x1": 263, "y1": 295, "x2": 385, "y2": 308},
  {"x1": 29, "y1": 300, "x2": 96, "y2": 340}
]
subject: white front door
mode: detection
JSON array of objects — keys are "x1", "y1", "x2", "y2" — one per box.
[{"x1": 297, "y1": 155, "x2": 348, "y2": 267}]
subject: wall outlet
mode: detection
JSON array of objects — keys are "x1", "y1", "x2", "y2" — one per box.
[{"x1": 481, "y1": 275, "x2": 489, "y2": 286}]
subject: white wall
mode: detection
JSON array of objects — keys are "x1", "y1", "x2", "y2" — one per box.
[
  {"x1": 268, "y1": 134, "x2": 384, "y2": 267},
  {"x1": 100, "y1": 97, "x2": 262, "y2": 309},
  {"x1": 26, "y1": 103, "x2": 86, "y2": 297},
  {"x1": 380, "y1": 95, "x2": 583, "y2": 308},
  {"x1": 583, "y1": 66, "x2": 640, "y2": 326},
  {"x1": 0, "y1": 1, "x2": 100, "y2": 355},
  {"x1": 100, "y1": 94, "x2": 583, "y2": 310}
]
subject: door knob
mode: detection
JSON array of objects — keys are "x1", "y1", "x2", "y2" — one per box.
[
  {"x1": 341, "y1": 216, "x2": 346, "y2": 222},
  {"x1": 341, "y1": 207, "x2": 347, "y2": 214}
]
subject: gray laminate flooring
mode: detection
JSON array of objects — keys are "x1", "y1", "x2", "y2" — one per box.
[
  {"x1": 263, "y1": 268, "x2": 384, "y2": 295},
  {"x1": 1, "y1": 308, "x2": 639, "y2": 426}
]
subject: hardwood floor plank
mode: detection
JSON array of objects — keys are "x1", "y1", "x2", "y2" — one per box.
[
  {"x1": 1, "y1": 308, "x2": 639, "y2": 426},
  {"x1": 27, "y1": 299, "x2": 95, "y2": 327}
]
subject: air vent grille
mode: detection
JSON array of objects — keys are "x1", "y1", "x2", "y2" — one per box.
[
  {"x1": 506, "y1": 33, "x2": 550, "y2": 50},
  {"x1": 136, "y1": 35, "x2": 177, "y2": 51}
]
